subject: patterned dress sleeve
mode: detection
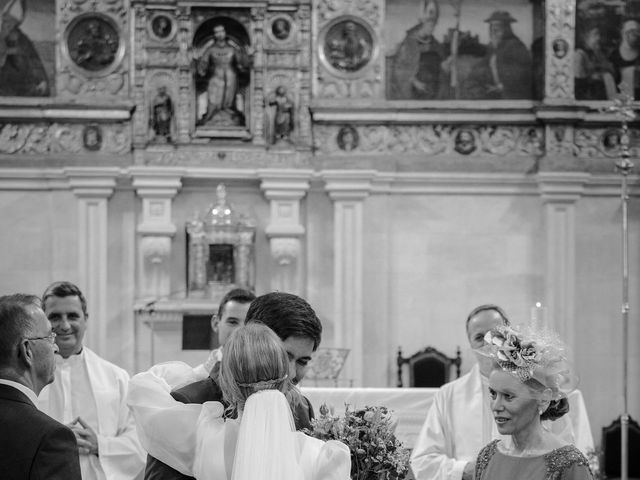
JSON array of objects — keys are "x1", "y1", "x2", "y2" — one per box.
[
  {"x1": 474, "y1": 440, "x2": 499, "y2": 480},
  {"x1": 545, "y1": 445, "x2": 593, "y2": 480}
]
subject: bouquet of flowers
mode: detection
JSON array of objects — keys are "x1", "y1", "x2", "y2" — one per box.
[{"x1": 305, "y1": 404, "x2": 410, "y2": 480}]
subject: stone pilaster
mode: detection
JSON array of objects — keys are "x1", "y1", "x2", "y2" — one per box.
[
  {"x1": 259, "y1": 169, "x2": 313, "y2": 295},
  {"x1": 538, "y1": 172, "x2": 588, "y2": 359},
  {"x1": 65, "y1": 167, "x2": 119, "y2": 357},
  {"x1": 322, "y1": 170, "x2": 375, "y2": 386},
  {"x1": 131, "y1": 167, "x2": 184, "y2": 300}
]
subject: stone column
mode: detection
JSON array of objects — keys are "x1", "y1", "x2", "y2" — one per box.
[
  {"x1": 322, "y1": 170, "x2": 375, "y2": 387},
  {"x1": 259, "y1": 169, "x2": 313, "y2": 295},
  {"x1": 131, "y1": 167, "x2": 184, "y2": 301},
  {"x1": 538, "y1": 172, "x2": 588, "y2": 359},
  {"x1": 65, "y1": 167, "x2": 119, "y2": 357}
]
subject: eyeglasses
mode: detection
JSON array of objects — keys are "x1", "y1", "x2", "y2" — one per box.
[{"x1": 25, "y1": 332, "x2": 57, "y2": 345}]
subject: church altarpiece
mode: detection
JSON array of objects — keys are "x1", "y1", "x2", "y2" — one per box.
[{"x1": 1, "y1": 0, "x2": 640, "y2": 376}]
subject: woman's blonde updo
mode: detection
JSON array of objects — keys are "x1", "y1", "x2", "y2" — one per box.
[{"x1": 218, "y1": 323, "x2": 290, "y2": 414}]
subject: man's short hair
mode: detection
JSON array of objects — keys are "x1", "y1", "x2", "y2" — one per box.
[
  {"x1": 217, "y1": 288, "x2": 256, "y2": 318},
  {"x1": 465, "y1": 304, "x2": 510, "y2": 332},
  {"x1": 245, "y1": 292, "x2": 322, "y2": 351},
  {"x1": 0, "y1": 294, "x2": 41, "y2": 364},
  {"x1": 42, "y1": 281, "x2": 88, "y2": 316}
]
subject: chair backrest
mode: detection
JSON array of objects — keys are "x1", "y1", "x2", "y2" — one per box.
[
  {"x1": 304, "y1": 348, "x2": 350, "y2": 387},
  {"x1": 602, "y1": 415, "x2": 640, "y2": 478},
  {"x1": 397, "y1": 346, "x2": 462, "y2": 388}
]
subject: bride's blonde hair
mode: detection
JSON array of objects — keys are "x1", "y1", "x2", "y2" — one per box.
[{"x1": 219, "y1": 323, "x2": 290, "y2": 413}]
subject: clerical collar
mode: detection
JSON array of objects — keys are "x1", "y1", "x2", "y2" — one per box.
[{"x1": 56, "y1": 348, "x2": 85, "y2": 365}]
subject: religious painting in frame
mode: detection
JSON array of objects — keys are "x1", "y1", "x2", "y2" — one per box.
[
  {"x1": 0, "y1": 0, "x2": 55, "y2": 97},
  {"x1": 384, "y1": 0, "x2": 544, "y2": 101},
  {"x1": 574, "y1": 0, "x2": 640, "y2": 101}
]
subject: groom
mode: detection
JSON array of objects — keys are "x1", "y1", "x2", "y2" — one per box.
[{"x1": 144, "y1": 291, "x2": 322, "y2": 480}]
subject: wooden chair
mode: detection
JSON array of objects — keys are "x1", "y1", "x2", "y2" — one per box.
[
  {"x1": 304, "y1": 347, "x2": 351, "y2": 387},
  {"x1": 397, "y1": 346, "x2": 462, "y2": 388},
  {"x1": 602, "y1": 415, "x2": 640, "y2": 479}
]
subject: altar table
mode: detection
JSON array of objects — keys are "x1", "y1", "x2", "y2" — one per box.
[{"x1": 300, "y1": 387, "x2": 437, "y2": 448}]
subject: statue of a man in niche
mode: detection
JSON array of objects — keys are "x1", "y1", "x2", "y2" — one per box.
[
  {"x1": 150, "y1": 86, "x2": 173, "y2": 142},
  {"x1": 266, "y1": 85, "x2": 294, "y2": 144},
  {"x1": 195, "y1": 24, "x2": 253, "y2": 127}
]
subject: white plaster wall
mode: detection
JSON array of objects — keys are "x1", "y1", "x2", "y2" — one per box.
[
  {"x1": 0, "y1": 176, "x2": 638, "y2": 449},
  {"x1": 361, "y1": 193, "x2": 545, "y2": 387},
  {"x1": 0, "y1": 190, "x2": 78, "y2": 294},
  {"x1": 575, "y1": 195, "x2": 640, "y2": 441}
]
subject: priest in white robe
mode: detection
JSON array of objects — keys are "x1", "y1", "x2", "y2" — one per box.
[
  {"x1": 410, "y1": 305, "x2": 594, "y2": 480},
  {"x1": 37, "y1": 281, "x2": 145, "y2": 480}
]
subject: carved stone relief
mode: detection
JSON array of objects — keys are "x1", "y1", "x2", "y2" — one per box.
[
  {"x1": 313, "y1": 125, "x2": 544, "y2": 156},
  {"x1": 58, "y1": 0, "x2": 129, "y2": 98},
  {"x1": 0, "y1": 123, "x2": 131, "y2": 155},
  {"x1": 545, "y1": 125, "x2": 575, "y2": 156},
  {"x1": 573, "y1": 128, "x2": 640, "y2": 158},
  {"x1": 314, "y1": 0, "x2": 383, "y2": 99},
  {"x1": 545, "y1": 0, "x2": 575, "y2": 100}
]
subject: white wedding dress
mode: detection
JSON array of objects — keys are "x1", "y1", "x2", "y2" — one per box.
[{"x1": 128, "y1": 362, "x2": 351, "y2": 480}]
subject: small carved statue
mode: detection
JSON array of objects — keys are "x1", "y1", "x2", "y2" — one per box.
[
  {"x1": 150, "y1": 86, "x2": 173, "y2": 142},
  {"x1": 194, "y1": 24, "x2": 253, "y2": 127},
  {"x1": 267, "y1": 86, "x2": 294, "y2": 144}
]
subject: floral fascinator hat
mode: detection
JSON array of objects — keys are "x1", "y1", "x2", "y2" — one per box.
[{"x1": 481, "y1": 324, "x2": 578, "y2": 400}]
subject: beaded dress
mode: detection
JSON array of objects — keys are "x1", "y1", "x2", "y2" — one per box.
[{"x1": 475, "y1": 440, "x2": 593, "y2": 480}]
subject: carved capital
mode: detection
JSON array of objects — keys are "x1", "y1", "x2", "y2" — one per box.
[{"x1": 269, "y1": 237, "x2": 301, "y2": 266}]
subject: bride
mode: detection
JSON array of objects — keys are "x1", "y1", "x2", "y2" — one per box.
[{"x1": 128, "y1": 323, "x2": 351, "y2": 480}]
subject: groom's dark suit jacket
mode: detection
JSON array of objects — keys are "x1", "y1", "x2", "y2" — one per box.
[
  {"x1": 143, "y1": 368, "x2": 315, "y2": 480},
  {"x1": 0, "y1": 383, "x2": 82, "y2": 480}
]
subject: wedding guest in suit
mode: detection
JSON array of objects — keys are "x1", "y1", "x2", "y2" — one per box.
[
  {"x1": 0, "y1": 293, "x2": 81, "y2": 479},
  {"x1": 474, "y1": 325, "x2": 593, "y2": 480},
  {"x1": 129, "y1": 323, "x2": 350, "y2": 480},
  {"x1": 411, "y1": 304, "x2": 594, "y2": 480},
  {"x1": 144, "y1": 291, "x2": 322, "y2": 480},
  {"x1": 145, "y1": 287, "x2": 255, "y2": 480},
  {"x1": 38, "y1": 281, "x2": 146, "y2": 480}
]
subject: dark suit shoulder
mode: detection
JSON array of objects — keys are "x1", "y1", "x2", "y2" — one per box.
[
  {"x1": 144, "y1": 455, "x2": 195, "y2": 480},
  {"x1": 145, "y1": 377, "x2": 222, "y2": 480},
  {"x1": 171, "y1": 376, "x2": 223, "y2": 404},
  {"x1": 0, "y1": 393, "x2": 81, "y2": 479},
  {"x1": 291, "y1": 392, "x2": 315, "y2": 431}
]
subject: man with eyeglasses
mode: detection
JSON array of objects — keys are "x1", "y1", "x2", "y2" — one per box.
[
  {"x1": 38, "y1": 281, "x2": 145, "y2": 480},
  {"x1": 0, "y1": 293, "x2": 81, "y2": 479}
]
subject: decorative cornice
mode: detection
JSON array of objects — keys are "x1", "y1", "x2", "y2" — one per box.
[
  {"x1": 258, "y1": 168, "x2": 313, "y2": 199},
  {"x1": 65, "y1": 167, "x2": 120, "y2": 197},
  {"x1": 537, "y1": 172, "x2": 590, "y2": 203},
  {"x1": 0, "y1": 100, "x2": 134, "y2": 121},
  {"x1": 321, "y1": 169, "x2": 376, "y2": 200},
  {"x1": 130, "y1": 166, "x2": 185, "y2": 197}
]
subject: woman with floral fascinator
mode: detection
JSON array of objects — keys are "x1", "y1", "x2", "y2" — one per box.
[
  {"x1": 474, "y1": 325, "x2": 593, "y2": 480},
  {"x1": 128, "y1": 323, "x2": 351, "y2": 480}
]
